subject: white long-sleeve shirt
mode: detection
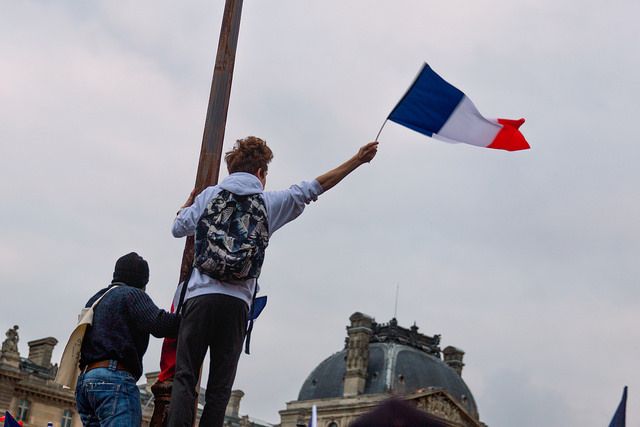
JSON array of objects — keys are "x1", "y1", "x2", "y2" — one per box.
[{"x1": 172, "y1": 172, "x2": 324, "y2": 306}]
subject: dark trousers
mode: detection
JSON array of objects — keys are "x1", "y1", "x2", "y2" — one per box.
[{"x1": 166, "y1": 294, "x2": 248, "y2": 427}]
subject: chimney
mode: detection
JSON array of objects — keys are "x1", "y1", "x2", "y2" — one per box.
[
  {"x1": 343, "y1": 312, "x2": 373, "y2": 397},
  {"x1": 443, "y1": 346, "x2": 465, "y2": 376},
  {"x1": 225, "y1": 389, "x2": 244, "y2": 418},
  {"x1": 27, "y1": 337, "x2": 58, "y2": 367}
]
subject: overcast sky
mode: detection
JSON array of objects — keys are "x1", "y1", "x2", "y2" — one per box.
[{"x1": 2, "y1": 1, "x2": 639, "y2": 426}]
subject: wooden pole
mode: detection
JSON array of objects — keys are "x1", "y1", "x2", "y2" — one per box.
[
  {"x1": 178, "y1": 0, "x2": 244, "y2": 283},
  {"x1": 150, "y1": 1, "x2": 244, "y2": 425}
]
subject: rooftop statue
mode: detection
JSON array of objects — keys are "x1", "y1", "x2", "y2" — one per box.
[{"x1": 1, "y1": 325, "x2": 19, "y2": 354}]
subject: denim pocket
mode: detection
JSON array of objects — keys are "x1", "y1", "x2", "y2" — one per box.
[{"x1": 85, "y1": 381, "x2": 121, "y2": 418}]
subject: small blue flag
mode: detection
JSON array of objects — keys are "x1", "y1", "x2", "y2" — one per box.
[
  {"x1": 609, "y1": 386, "x2": 627, "y2": 427},
  {"x1": 249, "y1": 295, "x2": 267, "y2": 321},
  {"x1": 244, "y1": 295, "x2": 268, "y2": 354}
]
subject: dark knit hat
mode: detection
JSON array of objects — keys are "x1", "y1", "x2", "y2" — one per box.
[{"x1": 112, "y1": 252, "x2": 149, "y2": 288}]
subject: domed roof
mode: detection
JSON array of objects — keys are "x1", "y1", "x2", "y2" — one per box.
[{"x1": 297, "y1": 319, "x2": 478, "y2": 418}]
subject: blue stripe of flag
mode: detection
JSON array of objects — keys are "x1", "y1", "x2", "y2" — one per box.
[
  {"x1": 609, "y1": 386, "x2": 627, "y2": 427},
  {"x1": 3, "y1": 411, "x2": 21, "y2": 427},
  {"x1": 388, "y1": 63, "x2": 465, "y2": 136}
]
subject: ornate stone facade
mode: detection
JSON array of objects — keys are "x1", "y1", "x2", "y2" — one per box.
[
  {"x1": 0, "y1": 325, "x2": 80, "y2": 427},
  {"x1": 343, "y1": 313, "x2": 373, "y2": 397},
  {"x1": 280, "y1": 390, "x2": 483, "y2": 427},
  {"x1": 0, "y1": 326, "x2": 270, "y2": 427},
  {"x1": 2, "y1": 311, "x2": 489, "y2": 427},
  {"x1": 280, "y1": 313, "x2": 488, "y2": 427}
]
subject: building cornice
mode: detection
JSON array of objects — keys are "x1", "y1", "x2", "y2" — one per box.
[{"x1": 14, "y1": 379, "x2": 76, "y2": 406}]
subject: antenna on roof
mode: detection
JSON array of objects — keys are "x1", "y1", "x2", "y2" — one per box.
[{"x1": 393, "y1": 284, "x2": 400, "y2": 319}]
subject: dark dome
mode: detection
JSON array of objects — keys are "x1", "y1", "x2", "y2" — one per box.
[{"x1": 298, "y1": 342, "x2": 478, "y2": 418}]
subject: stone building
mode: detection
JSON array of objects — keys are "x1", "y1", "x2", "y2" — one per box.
[
  {"x1": 279, "y1": 313, "x2": 487, "y2": 427},
  {"x1": 0, "y1": 325, "x2": 270, "y2": 427},
  {"x1": 0, "y1": 325, "x2": 78, "y2": 427},
  {"x1": 1, "y1": 313, "x2": 487, "y2": 427}
]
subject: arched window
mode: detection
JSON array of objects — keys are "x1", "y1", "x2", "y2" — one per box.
[
  {"x1": 61, "y1": 409, "x2": 73, "y2": 427},
  {"x1": 328, "y1": 422, "x2": 339, "y2": 427},
  {"x1": 16, "y1": 399, "x2": 30, "y2": 422}
]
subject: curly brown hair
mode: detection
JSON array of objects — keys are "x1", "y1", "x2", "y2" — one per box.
[{"x1": 225, "y1": 136, "x2": 274, "y2": 174}]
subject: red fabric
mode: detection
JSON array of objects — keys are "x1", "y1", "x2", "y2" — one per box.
[
  {"x1": 158, "y1": 337, "x2": 178, "y2": 382},
  {"x1": 158, "y1": 302, "x2": 178, "y2": 382},
  {"x1": 487, "y1": 118, "x2": 530, "y2": 151}
]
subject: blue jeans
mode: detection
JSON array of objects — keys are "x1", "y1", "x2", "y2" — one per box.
[{"x1": 75, "y1": 361, "x2": 141, "y2": 427}]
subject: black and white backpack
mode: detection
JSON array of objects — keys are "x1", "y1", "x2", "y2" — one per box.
[{"x1": 193, "y1": 189, "x2": 270, "y2": 281}]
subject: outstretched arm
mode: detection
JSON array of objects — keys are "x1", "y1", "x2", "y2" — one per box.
[{"x1": 316, "y1": 142, "x2": 378, "y2": 192}]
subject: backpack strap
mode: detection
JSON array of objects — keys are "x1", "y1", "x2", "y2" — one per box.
[
  {"x1": 175, "y1": 267, "x2": 193, "y2": 315},
  {"x1": 244, "y1": 281, "x2": 259, "y2": 355}
]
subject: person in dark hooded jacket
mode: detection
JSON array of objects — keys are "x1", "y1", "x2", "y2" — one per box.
[{"x1": 76, "y1": 252, "x2": 180, "y2": 426}]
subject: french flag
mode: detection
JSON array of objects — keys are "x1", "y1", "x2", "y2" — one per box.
[{"x1": 387, "y1": 63, "x2": 530, "y2": 151}]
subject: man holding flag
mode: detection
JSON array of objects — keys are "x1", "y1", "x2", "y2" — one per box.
[{"x1": 167, "y1": 136, "x2": 378, "y2": 427}]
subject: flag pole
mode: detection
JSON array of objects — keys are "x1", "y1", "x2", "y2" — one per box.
[
  {"x1": 393, "y1": 284, "x2": 399, "y2": 319},
  {"x1": 374, "y1": 119, "x2": 387, "y2": 142}
]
